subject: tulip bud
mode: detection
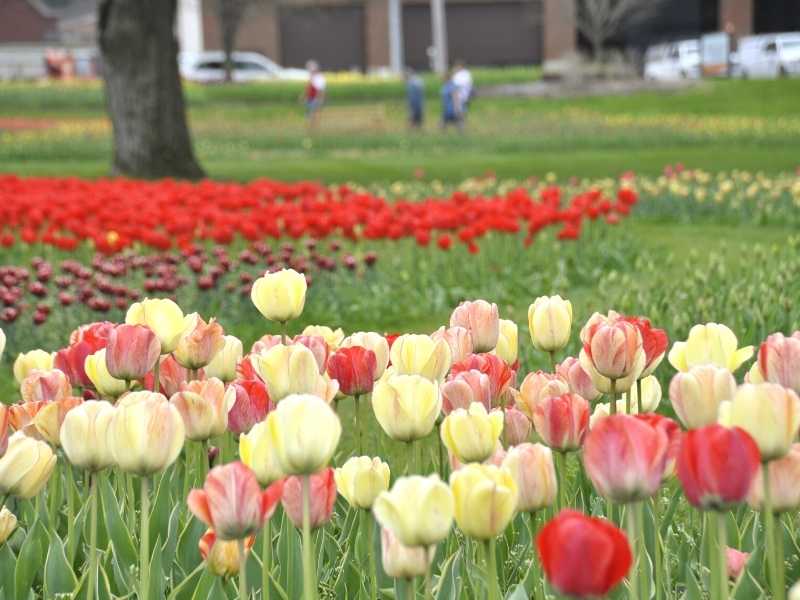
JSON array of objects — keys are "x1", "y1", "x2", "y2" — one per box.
[
  {"x1": 726, "y1": 548, "x2": 749, "y2": 580},
  {"x1": 501, "y1": 443, "x2": 557, "y2": 512},
  {"x1": 620, "y1": 316, "x2": 668, "y2": 377},
  {"x1": 125, "y1": 298, "x2": 186, "y2": 354},
  {"x1": 450, "y1": 299, "x2": 500, "y2": 353},
  {"x1": 0, "y1": 506, "x2": 16, "y2": 545},
  {"x1": 668, "y1": 322, "x2": 753, "y2": 373},
  {"x1": 517, "y1": 371, "x2": 570, "y2": 419},
  {"x1": 533, "y1": 393, "x2": 589, "y2": 451},
  {"x1": 748, "y1": 444, "x2": 800, "y2": 512},
  {"x1": 84, "y1": 349, "x2": 129, "y2": 399},
  {"x1": 204, "y1": 336, "x2": 244, "y2": 383},
  {"x1": 251, "y1": 344, "x2": 336, "y2": 403},
  {"x1": 372, "y1": 374, "x2": 441, "y2": 442},
  {"x1": 327, "y1": 346, "x2": 378, "y2": 396},
  {"x1": 170, "y1": 378, "x2": 233, "y2": 441},
  {"x1": 441, "y1": 370, "x2": 492, "y2": 415},
  {"x1": 580, "y1": 311, "x2": 645, "y2": 382},
  {"x1": 431, "y1": 326, "x2": 473, "y2": 365},
  {"x1": 281, "y1": 468, "x2": 337, "y2": 529},
  {"x1": 239, "y1": 420, "x2": 284, "y2": 486},
  {"x1": 60, "y1": 400, "x2": 116, "y2": 472},
  {"x1": 13, "y1": 349, "x2": 55, "y2": 384},
  {"x1": 503, "y1": 406, "x2": 532, "y2": 446},
  {"x1": 251, "y1": 269, "x2": 307, "y2": 323},
  {"x1": 301, "y1": 325, "x2": 344, "y2": 350},
  {"x1": 174, "y1": 313, "x2": 226, "y2": 370},
  {"x1": 730, "y1": 383, "x2": 800, "y2": 461},
  {"x1": 669, "y1": 365, "x2": 736, "y2": 429},
  {"x1": 556, "y1": 357, "x2": 601, "y2": 402},
  {"x1": 758, "y1": 331, "x2": 800, "y2": 394},
  {"x1": 450, "y1": 353, "x2": 515, "y2": 405},
  {"x1": 265, "y1": 394, "x2": 341, "y2": 475},
  {"x1": 227, "y1": 380, "x2": 270, "y2": 436},
  {"x1": 33, "y1": 396, "x2": 83, "y2": 446},
  {"x1": 103, "y1": 324, "x2": 160, "y2": 382},
  {"x1": 334, "y1": 456, "x2": 390, "y2": 510},
  {"x1": 492, "y1": 319, "x2": 518, "y2": 366},
  {"x1": 381, "y1": 527, "x2": 435, "y2": 579},
  {"x1": 109, "y1": 391, "x2": 185, "y2": 475},
  {"x1": 0, "y1": 431, "x2": 57, "y2": 499},
  {"x1": 341, "y1": 332, "x2": 390, "y2": 379},
  {"x1": 441, "y1": 403, "x2": 504, "y2": 464},
  {"x1": 198, "y1": 529, "x2": 255, "y2": 577},
  {"x1": 621, "y1": 375, "x2": 662, "y2": 413},
  {"x1": 390, "y1": 334, "x2": 452, "y2": 382},
  {"x1": 373, "y1": 474, "x2": 454, "y2": 547},
  {"x1": 450, "y1": 464, "x2": 517, "y2": 540},
  {"x1": 528, "y1": 295, "x2": 572, "y2": 353}
]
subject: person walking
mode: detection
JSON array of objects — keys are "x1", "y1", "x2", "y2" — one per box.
[
  {"x1": 440, "y1": 69, "x2": 462, "y2": 132},
  {"x1": 452, "y1": 60, "x2": 473, "y2": 118},
  {"x1": 302, "y1": 60, "x2": 326, "y2": 131},
  {"x1": 405, "y1": 68, "x2": 425, "y2": 129}
]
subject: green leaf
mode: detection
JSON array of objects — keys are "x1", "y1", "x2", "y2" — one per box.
[
  {"x1": 14, "y1": 519, "x2": 47, "y2": 600},
  {"x1": 162, "y1": 504, "x2": 182, "y2": 570},
  {"x1": 44, "y1": 531, "x2": 77, "y2": 596},
  {"x1": 505, "y1": 584, "x2": 529, "y2": 600},
  {"x1": 0, "y1": 544, "x2": 17, "y2": 592},
  {"x1": 435, "y1": 548, "x2": 461, "y2": 600},
  {"x1": 176, "y1": 517, "x2": 206, "y2": 576},
  {"x1": 99, "y1": 474, "x2": 137, "y2": 577},
  {"x1": 148, "y1": 535, "x2": 165, "y2": 600},
  {"x1": 189, "y1": 568, "x2": 217, "y2": 600}
]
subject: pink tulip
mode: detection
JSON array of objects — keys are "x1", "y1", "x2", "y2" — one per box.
[
  {"x1": 174, "y1": 314, "x2": 225, "y2": 369},
  {"x1": 106, "y1": 324, "x2": 161, "y2": 381},
  {"x1": 634, "y1": 413, "x2": 682, "y2": 478},
  {"x1": 227, "y1": 379, "x2": 271, "y2": 435},
  {"x1": 432, "y1": 326, "x2": 474, "y2": 365},
  {"x1": 251, "y1": 334, "x2": 282, "y2": 355},
  {"x1": 170, "y1": 378, "x2": 231, "y2": 441},
  {"x1": 580, "y1": 311, "x2": 644, "y2": 380},
  {"x1": 726, "y1": 548, "x2": 749, "y2": 579},
  {"x1": 504, "y1": 406, "x2": 532, "y2": 446},
  {"x1": 748, "y1": 443, "x2": 800, "y2": 512},
  {"x1": 518, "y1": 371, "x2": 571, "y2": 418},
  {"x1": 758, "y1": 331, "x2": 800, "y2": 394},
  {"x1": 442, "y1": 369, "x2": 492, "y2": 414},
  {"x1": 451, "y1": 353, "x2": 515, "y2": 406},
  {"x1": 533, "y1": 393, "x2": 589, "y2": 451},
  {"x1": 188, "y1": 461, "x2": 284, "y2": 540},
  {"x1": 143, "y1": 354, "x2": 201, "y2": 396},
  {"x1": 450, "y1": 299, "x2": 500, "y2": 353},
  {"x1": 252, "y1": 334, "x2": 330, "y2": 373},
  {"x1": 281, "y1": 468, "x2": 337, "y2": 529},
  {"x1": 20, "y1": 369, "x2": 71, "y2": 403},
  {"x1": 556, "y1": 357, "x2": 600, "y2": 402},
  {"x1": 583, "y1": 414, "x2": 670, "y2": 502}
]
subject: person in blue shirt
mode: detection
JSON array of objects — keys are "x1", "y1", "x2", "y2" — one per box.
[
  {"x1": 405, "y1": 68, "x2": 425, "y2": 129},
  {"x1": 440, "y1": 70, "x2": 463, "y2": 132}
]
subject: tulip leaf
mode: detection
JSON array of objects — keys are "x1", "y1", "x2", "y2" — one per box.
[
  {"x1": 435, "y1": 547, "x2": 462, "y2": 600},
  {"x1": 189, "y1": 568, "x2": 217, "y2": 600},
  {"x1": 14, "y1": 519, "x2": 47, "y2": 600},
  {"x1": 0, "y1": 544, "x2": 17, "y2": 594},
  {"x1": 504, "y1": 584, "x2": 528, "y2": 600},
  {"x1": 148, "y1": 534, "x2": 165, "y2": 599},
  {"x1": 176, "y1": 517, "x2": 206, "y2": 576},
  {"x1": 99, "y1": 474, "x2": 137, "y2": 574},
  {"x1": 149, "y1": 469, "x2": 174, "y2": 548},
  {"x1": 162, "y1": 504, "x2": 182, "y2": 570},
  {"x1": 166, "y1": 562, "x2": 205, "y2": 600},
  {"x1": 66, "y1": 498, "x2": 89, "y2": 565},
  {"x1": 44, "y1": 531, "x2": 77, "y2": 596}
]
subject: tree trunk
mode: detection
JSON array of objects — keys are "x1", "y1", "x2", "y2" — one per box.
[{"x1": 98, "y1": 0, "x2": 204, "y2": 179}]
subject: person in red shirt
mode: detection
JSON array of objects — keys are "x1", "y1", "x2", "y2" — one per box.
[{"x1": 302, "y1": 60, "x2": 326, "y2": 131}]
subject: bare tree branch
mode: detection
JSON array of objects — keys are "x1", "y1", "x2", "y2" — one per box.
[{"x1": 576, "y1": 0, "x2": 665, "y2": 59}]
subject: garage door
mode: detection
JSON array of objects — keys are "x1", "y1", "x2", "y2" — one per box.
[
  {"x1": 279, "y1": 5, "x2": 366, "y2": 71},
  {"x1": 403, "y1": 1, "x2": 543, "y2": 70}
]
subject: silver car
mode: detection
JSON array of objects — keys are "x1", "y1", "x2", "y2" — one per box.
[{"x1": 179, "y1": 51, "x2": 308, "y2": 83}]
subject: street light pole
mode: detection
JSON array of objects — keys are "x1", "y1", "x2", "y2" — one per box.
[
  {"x1": 430, "y1": 0, "x2": 448, "y2": 74},
  {"x1": 388, "y1": 0, "x2": 404, "y2": 73}
]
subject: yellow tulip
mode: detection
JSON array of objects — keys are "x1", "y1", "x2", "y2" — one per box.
[
  {"x1": 372, "y1": 374, "x2": 441, "y2": 442},
  {"x1": 501, "y1": 443, "x2": 557, "y2": 512},
  {"x1": 621, "y1": 375, "x2": 662, "y2": 412},
  {"x1": 85, "y1": 349, "x2": 129, "y2": 399},
  {"x1": 380, "y1": 527, "x2": 436, "y2": 579},
  {"x1": 341, "y1": 332, "x2": 390, "y2": 378},
  {"x1": 250, "y1": 268, "x2": 307, "y2": 322},
  {"x1": 450, "y1": 464, "x2": 518, "y2": 540},
  {"x1": 251, "y1": 343, "x2": 337, "y2": 403},
  {"x1": 389, "y1": 334, "x2": 451, "y2": 382},
  {"x1": 239, "y1": 420, "x2": 285, "y2": 486},
  {"x1": 125, "y1": 298, "x2": 186, "y2": 353},
  {"x1": 492, "y1": 319, "x2": 519, "y2": 366},
  {"x1": 169, "y1": 378, "x2": 233, "y2": 441},
  {"x1": 302, "y1": 325, "x2": 345, "y2": 349},
  {"x1": 60, "y1": 400, "x2": 117, "y2": 472},
  {"x1": 265, "y1": 393, "x2": 341, "y2": 475},
  {"x1": 669, "y1": 365, "x2": 736, "y2": 429},
  {"x1": 668, "y1": 323, "x2": 754, "y2": 373},
  {"x1": 730, "y1": 383, "x2": 800, "y2": 461},
  {"x1": 0, "y1": 506, "x2": 16, "y2": 545},
  {"x1": 528, "y1": 295, "x2": 573, "y2": 353},
  {"x1": 13, "y1": 349, "x2": 55, "y2": 384},
  {"x1": 334, "y1": 456, "x2": 391, "y2": 509},
  {"x1": 203, "y1": 335, "x2": 243, "y2": 383},
  {"x1": 109, "y1": 391, "x2": 185, "y2": 475},
  {"x1": 373, "y1": 474, "x2": 454, "y2": 546},
  {"x1": 0, "y1": 432, "x2": 57, "y2": 499},
  {"x1": 441, "y1": 403, "x2": 504, "y2": 464},
  {"x1": 32, "y1": 396, "x2": 83, "y2": 446}
]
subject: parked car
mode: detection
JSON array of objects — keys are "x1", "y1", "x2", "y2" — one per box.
[
  {"x1": 178, "y1": 51, "x2": 308, "y2": 83},
  {"x1": 738, "y1": 33, "x2": 800, "y2": 79},
  {"x1": 644, "y1": 40, "x2": 701, "y2": 81}
]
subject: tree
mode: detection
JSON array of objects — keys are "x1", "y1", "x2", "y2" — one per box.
[
  {"x1": 217, "y1": 0, "x2": 251, "y2": 82},
  {"x1": 98, "y1": 0, "x2": 204, "y2": 179},
  {"x1": 576, "y1": 0, "x2": 663, "y2": 61}
]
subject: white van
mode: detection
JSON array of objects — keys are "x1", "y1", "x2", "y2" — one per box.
[
  {"x1": 178, "y1": 51, "x2": 308, "y2": 83},
  {"x1": 644, "y1": 40, "x2": 701, "y2": 81},
  {"x1": 738, "y1": 33, "x2": 800, "y2": 79}
]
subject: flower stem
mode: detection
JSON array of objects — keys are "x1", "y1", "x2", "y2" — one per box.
[
  {"x1": 367, "y1": 512, "x2": 378, "y2": 600},
  {"x1": 404, "y1": 579, "x2": 414, "y2": 600},
  {"x1": 554, "y1": 451, "x2": 567, "y2": 511},
  {"x1": 152, "y1": 359, "x2": 160, "y2": 393},
  {"x1": 609, "y1": 379, "x2": 617, "y2": 415},
  {"x1": 354, "y1": 394, "x2": 362, "y2": 456},
  {"x1": 635, "y1": 378, "x2": 643, "y2": 414},
  {"x1": 301, "y1": 475, "x2": 318, "y2": 600},
  {"x1": 424, "y1": 567, "x2": 433, "y2": 600},
  {"x1": 238, "y1": 538, "x2": 248, "y2": 600},
  {"x1": 140, "y1": 477, "x2": 151, "y2": 600},
  {"x1": 635, "y1": 501, "x2": 648, "y2": 600},
  {"x1": 763, "y1": 464, "x2": 785, "y2": 600},
  {"x1": 717, "y1": 512, "x2": 728, "y2": 600},
  {"x1": 86, "y1": 473, "x2": 98, "y2": 600},
  {"x1": 548, "y1": 351, "x2": 557, "y2": 373},
  {"x1": 281, "y1": 321, "x2": 289, "y2": 346},
  {"x1": 652, "y1": 497, "x2": 664, "y2": 600},
  {"x1": 528, "y1": 512, "x2": 544, "y2": 600},
  {"x1": 65, "y1": 461, "x2": 76, "y2": 547},
  {"x1": 485, "y1": 538, "x2": 499, "y2": 600},
  {"x1": 262, "y1": 519, "x2": 272, "y2": 600},
  {"x1": 626, "y1": 504, "x2": 640, "y2": 600}
]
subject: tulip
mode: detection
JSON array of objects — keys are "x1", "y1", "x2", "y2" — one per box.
[
  {"x1": 126, "y1": 298, "x2": 186, "y2": 354},
  {"x1": 170, "y1": 378, "x2": 233, "y2": 441},
  {"x1": 251, "y1": 344, "x2": 337, "y2": 403},
  {"x1": 327, "y1": 346, "x2": 377, "y2": 395},
  {"x1": 227, "y1": 380, "x2": 270, "y2": 436},
  {"x1": 501, "y1": 443, "x2": 557, "y2": 512},
  {"x1": 676, "y1": 425, "x2": 760, "y2": 510},
  {"x1": 442, "y1": 369, "x2": 492, "y2": 414},
  {"x1": 109, "y1": 391, "x2": 185, "y2": 475},
  {"x1": 441, "y1": 403, "x2": 504, "y2": 464},
  {"x1": 450, "y1": 299, "x2": 500, "y2": 353},
  {"x1": 533, "y1": 393, "x2": 589, "y2": 451},
  {"x1": 145, "y1": 354, "x2": 195, "y2": 397},
  {"x1": 449, "y1": 441, "x2": 507, "y2": 472},
  {"x1": 726, "y1": 548, "x2": 750, "y2": 579},
  {"x1": 13, "y1": 349, "x2": 55, "y2": 384},
  {"x1": 537, "y1": 509, "x2": 632, "y2": 598},
  {"x1": 334, "y1": 456, "x2": 390, "y2": 510},
  {"x1": 0, "y1": 431, "x2": 57, "y2": 499},
  {"x1": 105, "y1": 324, "x2": 161, "y2": 381},
  {"x1": 251, "y1": 268, "x2": 307, "y2": 323},
  {"x1": 431, "y1": 326, "x2": 473, "y2": 365},
  {"x1": 668, "y1": 322, "x2": 754, "y2": 373},
  {"x1": 174, "y1": 313, "x2": 226, "y2": 369},
  {"x1": 373, "y1": 474, "x2": 454, "y2": 546},
  {"x1": 250, "y1": 334, "x2": 283, "y2": 356},
  {"x1": 517, "y1": 371, "x2": 570, "y2": 419},
  {"x1": 69, "y1": 321, "x2": 115, "y2": 348},
  {"x1": 302, "y1": 325, "x2": 344, "y2": 349},
  {"x1": 492, "y1": 319, "x2": 518, "y2": 366},
  {"x1": 634, "y1": 413, "x2": 681, "y2": 478},
  {"x1": 60, "y1": 400, "x2": 116, "y2": 472},
  {"x1": 84, "y1": 349, "x2": 129, "y2": 398},
  {"x1": 758, "y1": 331, "x2": 800, "y2": 394},
  {"x1": 20, "y1": 368, "x2": 71, "y2": 403},
  {"x1": 372, "y1": 374, "x2": 441, "y2": 442},
  {"x1": 556, "y1": 356, "x2": 600, "y2": 402},
  {"x1": 729, "y1": 383, "x2": 800, "y2": 462},
  {"x1": 7, "y1": 400, "x2": 46, "y2": 436},
  {"x1": 290, "y1": 335, "x2": 331, "y2": 373},
  {"x1": 341, "y1": 332, "x2": 390, "y2": 379},
  {"x1": 380, "y1": 527, "x2": 435, "y2": 579},
  {"x1": 621, "y1": 375, "x2": 662, "y2": 413},
  {"x1": 188, "y1": 461, "x2": 283, "y2": 540},
  {"x1": 669, "y1": 365, "x2": 737, "y2": 429},
  {"x1": 0, "y1": 506, "x2": 16, "y2": 545},
  {"x1": 281, "y1": 468, "x2": 337, "y2": 529},
  {"x1": 239, "y1": 420, "x2": 285, "y2": 486},
  {"x1": 745, "y1": 361, "x2": 764, "y2": 383},
  {"x1": 389, "y1": 334, "x2": 452, "y2": 382},
  {"x1": 0, "y1": 405, "x2": 8, "y2": 458},
  {"x1": 583, "y1": 414, "x2": 670, "y2": 502},
  {"x1": 54, "y1": 343, "x2": 95, "y2": 389},
  {"x1": 451, "y1": 353, "x2": 515, "y2": 405},
  {"x1": 204, "y1": 335, "x2": 244, "y2": 383},
  {"x1": 32, "y1": 396, "x2": 83, "y2": 446},
  {"x1": 580, "y1": 311, "x2": 645, "y2": 385},
  {"x1": 528, "y1": 295, "x2": 573, "y2": 354},
  {"x1": 620, "y1": 315, "x2": 668, "y2": 377},
  {"x1": 265, "y1": 394, "x2": 341, "y2": 476},
  {"x1": 503, "y1": 406, "x2": 532, "y2": 446},
  {"x1": 792, "y1": 582, "x2": 800, "y2": 600},
  {"x1": 748, "y1": 444, "x2": 800, "y2": 512},
  {"x1": 450, "y1": 463, "x2": 517, "y2": 540},
  {"x1": 198, "y1": 529, "x2": 255, "y2": 577}
]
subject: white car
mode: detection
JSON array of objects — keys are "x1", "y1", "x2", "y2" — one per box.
[
  {"x1": 738, "y1": 33, "x2": 800, "y2": 79},
  {"x1": 644, "y1": 40, "x2": 701, "y2": 81},
  {"x1": 178, "y1": 51, "x2": 308, "y2": 83}
]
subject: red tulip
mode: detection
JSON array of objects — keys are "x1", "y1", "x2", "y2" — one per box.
[
  {"x1": 442, "y1": 369, "x2": 492, "y2": 415},
  {"x1": 69, "y1": 321, "x2": 115, "y2": 348},
  {"x1": 54, "y1": 342, "x2": 96, "y2": 388},
  {"x1": 583, "y1": 414, "x2": 669, "y2": 502},
  {"x1": 676, "y1": 425, "x2": 760, "y2": 510},
  {"x1": 537, "y1": 509, "x2": 632, "y2": 598},
  {"x1": 621, "y1": 316, "x2": 669, "y2": 376},
  {"x1": 281, "y1": 467, "x2": 336, "y2": 529},
  {"x1": 227, "y1": 379, "x2": 271, "y2": 435},
  {"x1": 105, "y1": 324, "x2": 161, "y2": 381},
  {"x1": 634, "y1": 413, "x2": 681, "y2": 477},
  {"x1": 451, "y1": 353, "x2": 515, "y2": 406},
  {"x1": 758, "y1": 331, "x2": 800, "y2": 394},
  {"x1": 188, "y1": 461, "x2": 283, "y2": 540},
  {"x1": 327, "y1": 346, "x2": 377, "y2": 396},
  {"x1": 533, "y1": 393, "x2": 589, "y2": 451}
]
